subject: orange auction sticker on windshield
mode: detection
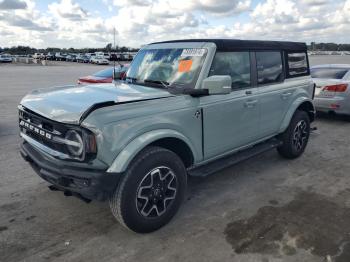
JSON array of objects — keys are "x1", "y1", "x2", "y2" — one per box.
[{"x1": 178, "y1": 60, "x2": 193, "y2": 72}]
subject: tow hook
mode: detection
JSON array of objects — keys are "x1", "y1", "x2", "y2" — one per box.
[
  {"x1": 48, "y1": 185, "x2": 92, "y2": 203},
  {"x1": 48, "y1": 185, "x2": 59, "y2": 191}
]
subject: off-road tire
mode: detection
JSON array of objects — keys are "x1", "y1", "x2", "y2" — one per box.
[
  {"x1": 109, "y1": 146, "x2": 187, "y2": 233},
  {"x1": 277, "y1": 110, "x2": 310, "y2": 159}
]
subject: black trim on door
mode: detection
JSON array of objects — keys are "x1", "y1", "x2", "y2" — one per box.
[
  {"x1": 200, "y1": 108, "x2": 205, "y2": 158},
  {"x1": 250, "y1": 51, "x2": 257, "y2": 88}
]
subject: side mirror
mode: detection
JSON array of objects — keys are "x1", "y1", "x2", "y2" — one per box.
[
  {"x1": 112, "y1": 68, "x2": 122, "y2": 80},
  {"x1": 202, "y1": 75, "x2": 232, "y2": 95}
]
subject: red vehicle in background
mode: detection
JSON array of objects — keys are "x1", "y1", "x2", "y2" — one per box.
[{"x1": 77, "y1": 65, "x2": 129, "y2": 84}]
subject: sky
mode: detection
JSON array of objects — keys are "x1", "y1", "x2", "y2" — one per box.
[{"x1": 0, "y1": 0, "x2": 349, "y2": 48}]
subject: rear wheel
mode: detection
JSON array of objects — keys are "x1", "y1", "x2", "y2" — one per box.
[
  {"x1": 109, "y1": 146, "x2": 187, "y2": 233},
  {"x1": 277, "y1": 110, "x2": 310, "y2": 159}
]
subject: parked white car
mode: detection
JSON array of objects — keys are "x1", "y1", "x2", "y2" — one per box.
[
  {"x1": 91, "y1": 56, "x2": 109, "y2": 65},
  {"x1": 311, "y1": 64, "x2": 350, "y2": 116},
  {"x1": 33, "y1": 53, "x2": 45, "y2": 59},
  {"x1": 0, "y1": 53, "x2": 12, "y2": 63}
]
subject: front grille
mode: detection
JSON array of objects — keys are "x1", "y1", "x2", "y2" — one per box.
[{"x1": 19, "y1": 106, "x2": 72, "y2": 155}]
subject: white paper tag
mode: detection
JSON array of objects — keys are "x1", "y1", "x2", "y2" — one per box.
[{"x1": 181, "y1": 48, "x2": 206, "y2": 57}]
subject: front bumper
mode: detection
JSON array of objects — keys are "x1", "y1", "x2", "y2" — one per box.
[
  {"x1": 314, "y1": 96, "x2": 350, "y2": 115},
  {"x1": 20, "y1": 141, "x2": 121, "y2": 201}
]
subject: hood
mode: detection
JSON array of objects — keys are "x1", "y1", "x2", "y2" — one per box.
[{"x1": 20, "y1": 82, "x2": 173, "y2": 124}]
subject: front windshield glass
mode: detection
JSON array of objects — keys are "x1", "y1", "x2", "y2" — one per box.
[{"x1": 126, "y1": 48, "x2": 207, "y2": 88}]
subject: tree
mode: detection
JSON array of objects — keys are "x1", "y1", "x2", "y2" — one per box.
[{"x1": 105, "y1": 43, "x2": 112, "y2": 52}]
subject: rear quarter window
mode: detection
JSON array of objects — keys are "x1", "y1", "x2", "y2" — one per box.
[{"x1": 287, "y1": 52, "x2": 309, "y2": 77}]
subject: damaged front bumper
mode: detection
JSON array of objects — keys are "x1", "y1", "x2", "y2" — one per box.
[{"x1": 20, "y1": 141, "x2": 121, "y2": 201}]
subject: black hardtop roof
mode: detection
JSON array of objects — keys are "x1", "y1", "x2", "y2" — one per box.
[{"x1": 152, "y1": 39, "x2": 307, "y2": 52}]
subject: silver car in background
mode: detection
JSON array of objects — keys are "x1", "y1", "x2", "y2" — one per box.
[
  {"x1": 0, "y1": 53, "x2": 13, "y2": 63},
  {"x1": 311, "y1": 64, "x2": 350, "y2": 115}
]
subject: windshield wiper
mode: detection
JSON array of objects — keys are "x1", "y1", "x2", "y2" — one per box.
[
  {"x1": 143, "y1": 79, "x2": 170, "y2": 89},
  {"x1": 126, "y1": 76, "x2": 138, "y2": 82}
]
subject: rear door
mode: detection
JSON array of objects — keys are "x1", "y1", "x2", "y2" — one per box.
[
  {"x1": 256, "y1": 51, "x2": 294, "y2": 137},
  {"x1": 200, "y1": 51, "x2": 260, "y2": 160}
]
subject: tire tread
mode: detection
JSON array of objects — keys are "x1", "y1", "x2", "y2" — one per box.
[
  {"x1": 277, "y1": 110, "x2": 310, "y2": 159},
  {"x1": 109, "y1": 146, "x2": 185, "y2": 232}
]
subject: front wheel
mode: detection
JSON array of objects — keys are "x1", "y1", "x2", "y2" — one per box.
[
  {"x1": 277, "y1": 110, "x2": 310, "y2": 159},
  {"x1": 109, "y1": 146, "x2": 187, "y2": 233}
]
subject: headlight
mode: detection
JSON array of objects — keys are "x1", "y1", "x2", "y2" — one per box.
[{"x1": 65, "y1": 130, "x2": 83, "y2": 157}]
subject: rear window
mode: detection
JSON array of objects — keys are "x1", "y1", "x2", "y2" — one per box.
[
  {"x1": 310, "y1": 68, "x2": 348, "y2": 79},
  {"x1": 93, "y1": 68, "x2": 113, "y2": 78},
  {"x1": 287, "y1": 52, "x2": 308, "y2": 76}
]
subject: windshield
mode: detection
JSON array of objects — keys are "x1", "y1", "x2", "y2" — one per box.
[
  {"x1": 126, "y1": 48, "x2": 207, "y2": 88},
  {"x1": 311, "y1": 68, "x2": 348, "y2": 79}
]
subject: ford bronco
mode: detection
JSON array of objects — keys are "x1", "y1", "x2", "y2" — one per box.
[{"x1": 19, "y1": 39, "x2": 315, "y2": 233}]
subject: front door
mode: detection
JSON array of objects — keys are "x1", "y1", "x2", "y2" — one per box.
[{"x1": 199, "y1": 51, "x2": 260, "y2": 160}]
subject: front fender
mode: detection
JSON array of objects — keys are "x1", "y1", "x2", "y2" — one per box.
[
  {"x1": 279, "y1": 97, "x2": 314, "y2": 133},
  {"x1": 106, "y1": 129, "x2": 198, "y2": 173}
]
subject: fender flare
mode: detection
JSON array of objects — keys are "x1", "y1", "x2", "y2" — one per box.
[
  {"x1": 279, "y1": 97, "x2": 315, "y2": 133},
  {"x1": 106, "y1": 129, "x2": 198, "y2": 173}
]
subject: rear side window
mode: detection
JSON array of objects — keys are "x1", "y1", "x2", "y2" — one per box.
[
  {"x1": 256, "y1": 52, "x2": 283, "y2": 85},
  {"x1": 209, "y1": 52, "x2": 251, "y2": 89},
  {"x1": 311, "y1": 68, "x2": 348, "y2": 79},
  {"x1": 287, "y1": 52, "x2": 308, "y2": 76}
]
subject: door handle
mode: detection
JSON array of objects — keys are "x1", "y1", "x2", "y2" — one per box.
[
  {"x1": 281, "y1": 92, "x2": 292, "y2": 99},
  {"x1": 244, "y1": 100, "x2": 258, "y2": 108}
]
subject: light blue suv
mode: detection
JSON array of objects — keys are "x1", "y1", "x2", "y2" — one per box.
[{"x1": 19, "y1": 39, "x2": 315, "y2": 233}]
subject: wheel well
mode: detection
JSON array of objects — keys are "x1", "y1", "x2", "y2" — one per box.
[
  {"x1": 149, "y1": 138, "x2": 194, "y2": 168},
  {"x1": 297, "y1": 101, "x2": 315, "y2": 122}
]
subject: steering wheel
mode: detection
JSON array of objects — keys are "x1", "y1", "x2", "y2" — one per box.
[{"x1": 148, "y1": 64, "x2": 172, "y2": 81}]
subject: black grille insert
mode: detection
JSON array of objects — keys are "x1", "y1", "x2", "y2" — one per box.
[{"x1": 19, "y1": 107, "x2": 72, "y2": 155}]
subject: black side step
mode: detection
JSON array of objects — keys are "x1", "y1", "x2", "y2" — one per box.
[{"x1": 188, "y1": 138, "x2": 282, "y2": 177}]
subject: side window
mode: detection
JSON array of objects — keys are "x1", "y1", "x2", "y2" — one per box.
[
  {"x1": 287, "y1": 52, "x2": 309, "y2": 77},
  {"x1": 209, "y1": 52, "x2": 251, "y2": 89},
  {"x1": 256, "y1": 52, "x2": 283, "y2": 85}
]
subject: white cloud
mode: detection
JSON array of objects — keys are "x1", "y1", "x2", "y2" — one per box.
[
  {"x1": 48, "y1": 0, "x2": 88, "y2": 21},
  {"x1": 0, "y1": 0, "x2": 350, "y2": 48},
  {"x1": 0, "y1": 0, "x2": 27, "y2": 10},
  {"x1": 112, "y1": 0, "x2": 251, "y2": 15},
  {"x1": 300, "y1": 0, "x2": 329, "y2": 6},
  {"x1": 168, "y1": 0, "x2": 251, "y2": 15}
]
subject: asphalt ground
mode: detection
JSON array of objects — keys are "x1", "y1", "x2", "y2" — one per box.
[{"x1": 1, "y1": 56, "x2": 350, "y2": 262}]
